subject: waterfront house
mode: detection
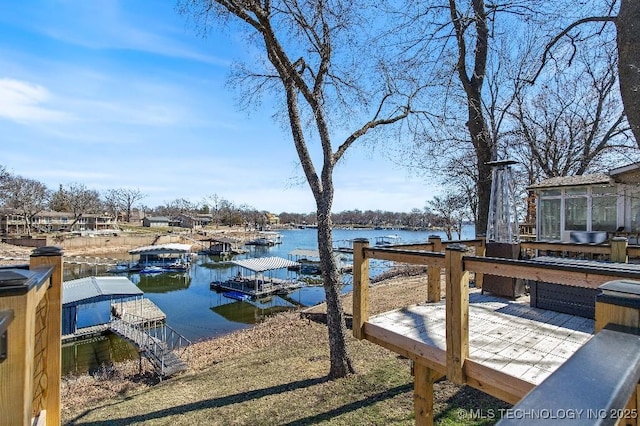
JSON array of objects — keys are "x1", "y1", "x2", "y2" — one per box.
[
  {"x1": 142, "y1": 216, "x2": 170, "y2": 228},
  {"x1": 528, "y1": 162, "x2": 640, "y2": 243},
  {"x1": 0, "y1": 209, "x2": 116, "y2": 235},
  {"x1": 173, "y1": 213, "x2": 212, "y2": 229}
]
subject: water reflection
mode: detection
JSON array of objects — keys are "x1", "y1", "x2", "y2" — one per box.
[
  {"x1": 210, "y1": 299, "x2": 293, "y2": 324},
  {"x1": 130, "y1": 272, "x2": 191, "y2": 293},
  {"x1": 62, "y1": 333, "x2": 138, "y2": 375}
]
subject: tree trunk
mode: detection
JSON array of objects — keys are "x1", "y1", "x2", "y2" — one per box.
[
  {"x1": 617, "y1": 0, "x2": 640, "y2": 146},
  {"x1": 475, "y1": 147, "x2": 493, "y2": 236},
  {"x1": 317, "y1": 198, "x2": 355, "y2": 379},
  {"x1": 450, "y1": 0, "x2": 493, "y2": 237}
]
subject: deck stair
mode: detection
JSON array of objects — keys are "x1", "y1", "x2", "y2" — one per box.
[{"x1": 110, "y1": 312, "x2": 191, "y2": 378}]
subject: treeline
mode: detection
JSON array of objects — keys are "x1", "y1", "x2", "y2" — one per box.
[
  {"x1": 0, "y1": 166, "x2": 468, "y2": 233},
  {"x1": 0, "y1": 166, "x2": 467, "y2": 236}
]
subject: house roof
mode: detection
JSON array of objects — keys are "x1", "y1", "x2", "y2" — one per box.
[
  {"x1": 610, "y1": 162, "x2": 640, "y2": 184},
  {"x1": 63, "y1": 276, "x2": 142, "y2": 305},
  {"x1": 128, "y1": 243, "x2": 192, "y2": 255},
  {"x1": 527, "y1": 174, "x2": 613, "y2": 190},
  {"x1": 231, "y1": 256, "x2": 299, "y2": 272},
  {"x1": 144, "y1": 216, "x2": 170, "y2": 222}
]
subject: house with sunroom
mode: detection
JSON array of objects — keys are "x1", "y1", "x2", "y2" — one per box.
[{"x1": 528, "y1": 162, "x2": 640, "y2": 243}]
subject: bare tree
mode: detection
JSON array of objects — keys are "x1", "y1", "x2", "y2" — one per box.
[
  {"x1": 390, "y1": 0, "x2": 543, "y2": 237},
  {"x1": 156, "y1": 198, "x2": 196, "y2": 218},
  {"x1": 531, "y1": 0, "x2": 640, "y2": 146},
  {"x1": 180, "y1": 0, "x2": 421, "y2": 378},
  {"x1": 0, "y1": 174, "x2": 51, "y2": 236},
  {"x1": 204, "y1": 194, "x2": 224, "y2": 228},
  {"x1": 425, "y1": 192, "x2": 470, "y2": 240},
  {"x1": 105, "y1": 188, "x2": 146, "y2": 222},
  {"x1": 512, "y1": 49, "x2": 634, "y2": 178},
  {"x1": 61, "y1": 183, "x2": 102, "y2": 231}
]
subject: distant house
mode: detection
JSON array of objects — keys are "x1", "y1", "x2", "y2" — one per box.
[
  {"x1": 0, "y1": 209, "x2": 116, "y2": 235},
  {"x1": 173, "y1": 214, "x2": 212, "y2": 229},
  {"x1": 142, "y1": 216, "x2": 170, "y2": 228},
  {"x1": 266, "y1": 213, "x2": 280, "y2": 225},
  {"x1": 528, "y1": 162, "x2": 640, "y2": 243},
  {"x1": 117, "y1": 209, "x2": 145, "y2": 224}
]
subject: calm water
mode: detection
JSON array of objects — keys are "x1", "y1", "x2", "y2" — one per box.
[{"x1": 63, "y1": 226, "x2": 475, "y2": 374}]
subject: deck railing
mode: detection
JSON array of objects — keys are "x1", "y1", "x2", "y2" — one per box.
[
  {"x1": 352, "y1": 238, "x2": 640, "y2": 425},
  {"x1": 0, "y1": 247, "x2": 64, "y2": 426},
  {"x1": 520, "y1": 237, "x2": 640, "y2": 262}
]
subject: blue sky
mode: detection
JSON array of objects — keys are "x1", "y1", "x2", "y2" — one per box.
[{"x1": 0, "y1": 0, "x2": 435, "y2": 214}]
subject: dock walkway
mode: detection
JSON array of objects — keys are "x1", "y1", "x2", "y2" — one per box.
[
  {"x1": 110, "y1": 319, "x2": 188, "y2": 377},
  {"x1": 61, "y1": 324, "x2": 110, "y2": 344}
]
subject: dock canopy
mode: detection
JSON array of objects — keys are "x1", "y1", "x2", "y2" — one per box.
[
  {"x1": 128, "y1": 243, "x2": 192, "y2": 255},
  {"x1": 232, "y1": 257, "x2": 299, "y2": 272},
  {"x1": 63, "y1": 276, "x2": 143, "y2": 306},
  {"x1": 62, "y1": 276, "x2": 143, "y2": 336}
]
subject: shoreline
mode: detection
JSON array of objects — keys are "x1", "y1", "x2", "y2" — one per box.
[{"x1": 60, "y1": 271, "x2": 425, "y2": 420}]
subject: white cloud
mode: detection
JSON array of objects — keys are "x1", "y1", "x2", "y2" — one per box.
[{"x1": 0, "y1": 78, "x2": 74, "y2": 124}]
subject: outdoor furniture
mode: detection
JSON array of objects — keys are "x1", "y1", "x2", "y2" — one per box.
[{"x1": 528, "y1": 256, "x2": 640, "y2": 318}]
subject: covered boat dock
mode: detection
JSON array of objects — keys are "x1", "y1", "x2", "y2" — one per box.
[
  {"x1": 128, "y1": 243, "x2": 193, "y2": 271},
  {"x1": 62, "y1": 276, "x2": 164, "y2": 342},
  {"x1": 210, "y1": 256, "x2": 302, "y2": 298}
]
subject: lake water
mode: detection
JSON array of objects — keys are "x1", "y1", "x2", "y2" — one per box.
[{"x1": 62, "y1": 226, "x2": 475, "y2": 374}]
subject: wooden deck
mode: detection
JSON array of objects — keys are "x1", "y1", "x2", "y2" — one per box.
[
  {"x1": 350, "y1": 239, "x2": 640, "y2": 424},
  {"x1": 111, "y1": 298, "x2": 166, "y2": 323},
  {"x1": 367, "y1": 290, "x2": 593, "y2": 387}
]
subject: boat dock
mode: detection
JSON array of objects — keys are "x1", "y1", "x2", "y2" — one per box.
[
  {"x1": 111, "y1": 299, "x2": 166, "y2": 323},
  {"x1": 210, "y1": 256, "x2": 303, "y2": 299},
  {"x1": 61, "y1": 299, "x2": 166, "y2": 344},
  {"x1": 211, "y1": 277, "x2": 302, "y2": 299}
]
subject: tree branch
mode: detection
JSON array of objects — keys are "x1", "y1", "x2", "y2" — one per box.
[{"x1": 527, "y1": 16, "x2": 617, "y2": 84}]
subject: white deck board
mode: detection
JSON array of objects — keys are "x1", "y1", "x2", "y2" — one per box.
[{"x1": 367, "y1": 290, "x2": 593, "y2": 386}]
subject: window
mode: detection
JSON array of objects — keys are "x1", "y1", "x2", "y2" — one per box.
[
  {"x1": 539, "y1": 198, "x2": 561, "y2": 240},
  {"x1": 592, "y1": 186, "x2": 617, "y2": 231},
  {"x1": 565, "y1": 197, "x2": 587, "y2": 231},
  {"x1": 564, "y1": 187, "x2": 588, "y2": 232},
  {"x1": 631, "y1": 194, "x2": 640, "y2": 232}
]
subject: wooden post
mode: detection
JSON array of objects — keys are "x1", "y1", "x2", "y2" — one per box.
[
  {"x1": 427, "y1": 236, "x2": 442, "y2": 302},
  {"x1": 474, "y1": 236, "x2": 486, "y2": 289},
  {"x1": 352, "y1": 238, "x2": 369, "y2": 340},
  {"x1": 30, "y1": 246, "x2": 63, "y2": 426},
  {"x1": 595, "y1": 280, "x2": 640, "y2": 426},
  {"x1": 445, "y1": 244, "x2": 470, "y2": 385},
  {"x1": 611, "y1": 237, "x2": 629, "y2": 263},
  {"x1": 0, "y1": 274, "x2": 36, "y2": 426},
  {"x1": 413, "y1": 362, "x2": 438, "y2": 426}
]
